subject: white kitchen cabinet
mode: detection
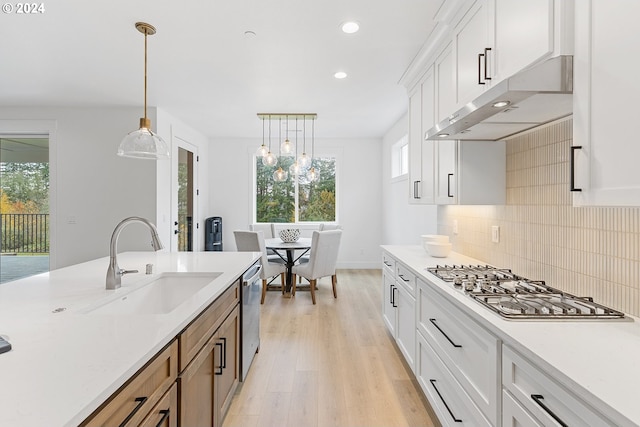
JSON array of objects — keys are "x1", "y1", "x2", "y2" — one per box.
[
  {"x1": 502, "y1": 345, "x2": 615, "y2": 426},
  {"x1": 502, "y1": 389, "x2": 543, "y2": 427},
  {"x1": 381, "y1": 252, "x2": 416, "y2": 373},
  {"x1": 573, "y1": 0, "x2": 640, "y2": 206},
  {"x1": 436, "y1": 42, "x2": 455, "y2": 124},
  {"x1": 417, "y1": 278, "x2": 500, "y2": 426},
  {"x1": 434, "y1": 139, "x2": 506, "y2": 205},
  {"x1": 408, "y1": 67, "x2": 436, "y2": 204}
]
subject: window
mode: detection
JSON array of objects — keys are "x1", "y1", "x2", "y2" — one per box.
[
  {"x1": 256, "y1": 155, "x2": 336, "y2": 223},
  {"x1": 391, "y1": 135, "x2": 409, "y2": 179}
]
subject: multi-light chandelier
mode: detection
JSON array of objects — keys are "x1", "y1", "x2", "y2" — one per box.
[{"x1": 256, "y1": 113, "x2": 319, "y2": 182}]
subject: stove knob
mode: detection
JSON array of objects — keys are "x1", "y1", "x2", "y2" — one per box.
[
  {"x1": 453, "y1": 277, "x2": 463, "y2": 287},
  {"x1": 464, "y1": 281, "x2": 476, "y2": 292}
]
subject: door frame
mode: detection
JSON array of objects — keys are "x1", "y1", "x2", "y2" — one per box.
[{"x1": 170, "y1": 136, "x2": 198, "y2": 252}]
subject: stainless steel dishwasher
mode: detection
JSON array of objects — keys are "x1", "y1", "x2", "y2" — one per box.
[{"x1": 240, "y1": 262, "x2": 261, "y2": 381}]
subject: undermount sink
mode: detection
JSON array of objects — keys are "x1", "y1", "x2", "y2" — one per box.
[{"x1": 87, "y1": 272, "x2": 222, "y2": 315}]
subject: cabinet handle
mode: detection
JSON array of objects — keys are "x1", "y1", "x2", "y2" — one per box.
[
  {"x1": 391, "y1": 286, "x2": 397, "y2": 308},
  {"x1": 447, "y1": 173, "x2": 454, "y2": 198},
  {"x1": 478, "y1": 52, "x2": 485, "y2": 85},
  {"x1": 429, "y1": 379, "x2": 462, "y2": 423},
  {"x1": 119, "y1": 396, "x2": 148, "y2": 427},
  {"x1": 384, "y1": 261, "x2": 392, "y2": 267},
  {"x1": 570, "y1": 146, "x2": 583, "y2": 192},
  {"x1": 531, "y1": 394, "x2": 568, "y2": 427},
  {"x1": 429, "y1": 318, "x2": 462, "y2": 348},
  {"x1": 413, "y1": 181, "x2": 421, "y2": 199},
  {"x1": 154, "y1": 409, "x2": 170, "y2": 427},
  {"x1": 398, "y1": 273, "x2": 410, "y2": 283},
  {"x1": 215, "y1": 341, "x2": 224, "y2": 375},
  {"x1": 484, "y1": 47, "x2": 492, "y2": 80},
  {"x1": 220, "y1": 337, "x2": 227, "y2": 369}
]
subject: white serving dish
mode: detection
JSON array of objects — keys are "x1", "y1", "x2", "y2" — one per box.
[{"x1": 425, "y1": 241, "x2": 452, "y2": 258}]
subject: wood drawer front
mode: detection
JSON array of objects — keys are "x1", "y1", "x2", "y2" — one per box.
[
  {"x1": 382, "y1": 252, "x2": 395, "y2": 274},
  {"x1": 502, "y1": 345, "x2": 614, "y2": 427},
  {"x1": 179, "y1": 281, "x2": 239, "y2": 372},
  {"x1": 416, "y1": 331, "x2": 492, "y2": 427},
  {"x1": 417, "y1": 281, "x2": 499, "y2": 426},
  {"x1": 395, "y1": 263, "x2": 416, "y2": 295},
  {"x1": 139, "y1": 383, "x2": 177, "y2": 427},
  {"x1": 82, "y1": 340, "x2": 178, "y2": 427}
]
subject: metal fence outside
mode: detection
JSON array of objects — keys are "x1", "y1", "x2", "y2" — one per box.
[{"x1": 0, "y1": 213, "x2": 49, "y2": 254}]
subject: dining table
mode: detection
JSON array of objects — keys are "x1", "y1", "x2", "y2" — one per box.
[{"x1": 264, "y1": 237, "x2": 312, "y2": 295}]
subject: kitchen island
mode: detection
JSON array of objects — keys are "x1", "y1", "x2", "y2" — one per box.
[{"x1": 0, "y1": 251, "x2": 261, "y2": 427}]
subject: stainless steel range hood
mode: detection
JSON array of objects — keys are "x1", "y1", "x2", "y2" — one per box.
[{"x1": 425, "y1": 55, "x2": 573, "y2": 141}]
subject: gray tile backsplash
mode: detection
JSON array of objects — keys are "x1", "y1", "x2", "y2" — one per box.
[{"x1": 439, "y1": 117, "x2": 640, "y2": 316}]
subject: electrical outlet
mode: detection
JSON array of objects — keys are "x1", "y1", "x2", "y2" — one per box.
[
  {"x1": 453, "y1": 220, "x2": 458, "y2": 235},
  {"x1": 491, "y1": 225, "x2": 500, "y2": 243}
]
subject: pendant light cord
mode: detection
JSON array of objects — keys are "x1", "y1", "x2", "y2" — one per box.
[{"x1": 143, "y1": 28, "x2": 148, "y2": 121}]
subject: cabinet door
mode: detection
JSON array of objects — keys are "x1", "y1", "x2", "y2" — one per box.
[
  {"x1": 435, "y1": 140, "x2": 457, "y2": 204},
  {"x1": 436, "y1": 42, "x2": 455, "y2": 124},
  {"x1": 139, "y1": 383, "x2": 178, "y2": 427},
  {"x1": 382, "y1": 268, "x2": 397, "y2": 336},
  {"x1": 408, "y1": 87, "x2": 424, "y2": 203},
  {"x1": 214, "y1": 305, "x2": 239, "y2": 426},
  {"x1": 573, "y1": 0, "x2": 640, "y2": 206},
  {"x1": 454, "y1": 0, "x2": 494, "y2": 107},
  {"x1": 395, "y1": 281, "x2": 416, "y2": 372},
  {"x1": 419, "y1": 68, "x2": 436, "y2": 204},
  {"x1": 494, "y1": 0, "x2": 553, "y2": 82},
  {"x1": 179, "y1": 338, "x2": 215, "y2": 427}
]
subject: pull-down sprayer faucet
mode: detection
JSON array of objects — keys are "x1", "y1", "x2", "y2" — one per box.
[{"x1": 106, "y1": 216, "x2": 164, "y2": 290}]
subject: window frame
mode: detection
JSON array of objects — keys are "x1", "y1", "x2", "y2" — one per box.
[{"x1": 391, "y1": 134, "x2": 409, "y2": 182}]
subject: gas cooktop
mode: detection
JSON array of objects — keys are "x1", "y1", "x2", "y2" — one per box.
[{"x1": 426, "y1": 264, "x2": 625, "y2": 320}]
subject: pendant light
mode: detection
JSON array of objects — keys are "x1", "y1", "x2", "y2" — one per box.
[
  {"x1": 273, "y1": 117, "x2": 288, "y2": 181},
  {"x1": 280, "y1": 115, "x2": 293, "y2": 155},
  {"x1": 118, "y1": 22, "x2": 169, "y2": 160},
  {"x1": 256, "y1": 115, "x2": 268, "y2": 157},
  {"x1": 307, "y1": 118, "x2": 320, "y2": 182},
  {"x1": 262, "y1": 116, "x2": 278, "y2": 167},
  {"x1": 297, "y1": 117, "x2": 310, "y2": 170}
]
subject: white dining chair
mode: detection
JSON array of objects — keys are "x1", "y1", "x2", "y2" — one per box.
[
  {"x1": 291, "y1": 230, "x2": 342, "y2": 304},
  {"x1": 234, "y1": 230, "x2": 287, "y2": 304}
]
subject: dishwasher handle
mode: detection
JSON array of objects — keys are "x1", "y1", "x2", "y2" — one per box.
[{"x1": 243, "y1": 264, "x2": 262, "y2": 286}]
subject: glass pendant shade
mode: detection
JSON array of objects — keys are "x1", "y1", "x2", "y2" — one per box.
[
  {"x1": 273, "y1": 167, "x2": 288, "y2": 181},
  {"x1": 289, "y1": 161, "x2": 302, "y2": 176},
  {"x1": 256, "y1": 144, "x2": 268, "y2": 157},
  {"x1": 280, "y1": 138, "x2": 293, "y2": 155},
  {"x1": 298, "y1": 152, "x2": 310, "y2": 169},
  {"x1": 307, "y1": 166, "x2": 320, "y2": 182},
  {"x1": 262, "y1": 151, "x2": 278, "y2": 166},
  {"x1": 118, "y1": 118, "x2": 169, "y2": 159}
]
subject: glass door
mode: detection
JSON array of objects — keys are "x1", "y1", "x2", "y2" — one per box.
[{"x1": 171, "y1": 138, "x2": 197, "y2": 252}]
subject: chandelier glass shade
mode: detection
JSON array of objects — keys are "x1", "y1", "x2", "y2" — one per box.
[{"x1": 118, "y1": 22, "x2": 169, "y2": 160}]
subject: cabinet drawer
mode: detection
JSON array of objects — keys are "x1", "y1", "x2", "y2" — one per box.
[
  {"x1": 416, "y1": 331, "x2": 492, "y2": 427},
  {"x1": 417, "y1": 280, "x2": 499, "y2": 425},
  {"x1": 179, "y1": 281, "x2": 239, "y2": 371},
  {"x1": 502, "y1": 345, "x2": 614, "y2": 426},
  {"x1": 382, "y1": 252, "x2": 395, "y2": 274},
  {"x1": 502, "y1": 389, "x2": 542, "y2": 427},
  {"x1": 396, "y1": 263, "x2": 416, "y2": 295},
  {"x1": 82, "y1": 340, "x2": 178, "y2": 427},
  {"x1": 139, "y1": 383, "x2": 177, "y2": 427}
]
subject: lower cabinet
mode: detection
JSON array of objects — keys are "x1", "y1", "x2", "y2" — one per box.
[
  {"x1": 81, "y1": 280, "x2": 241, "y2": 427},
  {"x1": 502, "y1": 389, "x2": 542, "y2": 427}
]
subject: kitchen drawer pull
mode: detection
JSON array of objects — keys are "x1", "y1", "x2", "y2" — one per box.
[
  {"x1": 119, "y1": 396, "x2": 148, "y2": 427},
  {"x1": 391, "y1": 286, "x2": 397, "y2": 308},
  {"x1": 429, "y1": 318, "x2": 462, "y2": 348},
  {"x1": 430, "y1": 379, "x2": 462, "y2": 423},
  {"x1": 220, "y1": 337, "x2": 227, "y2": 369},
  {"x1": 478, "y1": 53, "x2": 485, "y2": 85},
  {"x1": 413, "y1": 180, "x2": 421, "y2": 199},
  {"x1": 384, "y1": 261, "x2": 392, "y2": 267},
  {"x1": 398, "y1": 273, "x2": 410, "y2": 282},
  {"x1": 214, "y1": 341, "x2": 224, "y2": 375},
  {"x1": 531, "y1": 394, "x2": 568, "y2": 427},
  {"x1": 154, "y1": 409, "x2": 170, "y2": 427},
  {"x1": 484, "y1": 47, "x2": 492, "y2": 80},
  {"x1": 570, "y1": 146, "x2": 582, "y2": 192},
  {"x1": 447, "y1": 173, "x2": 454, "y2": 198}
]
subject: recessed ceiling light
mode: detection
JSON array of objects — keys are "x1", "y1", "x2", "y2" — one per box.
[
  {"x1": 492, "y1": 100, "x2": 511, "y2": 108},
  {"x1": 341, "y1": 21, "x2": 360, "y2": 34},
  {"x1": 334, "y1": 71, "x2": 347, "y2": 79}
]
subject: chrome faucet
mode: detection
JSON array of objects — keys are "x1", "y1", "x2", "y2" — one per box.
[{"x1": 106, "y1": 216, "x2": 164, "y2": 290}]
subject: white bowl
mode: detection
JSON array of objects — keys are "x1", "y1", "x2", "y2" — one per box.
[
  {"x1": 279, "y1": 228, "x2": 300, "y2": 242},
  {"x1": 425, "y1": 241, "x2": 452, "y2": 258}
]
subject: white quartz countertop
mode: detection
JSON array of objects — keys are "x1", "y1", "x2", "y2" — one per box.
[
  {"x1": 381, "y1": 245, "x2": 640, "y2": 427},
  {"x1": 0, "y1": 251, "x2": 261, "y2": 427}
]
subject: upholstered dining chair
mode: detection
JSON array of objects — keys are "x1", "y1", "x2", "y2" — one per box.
[
  {"x1": 291, "y1": 230, "x2": 342, "y2": 304},
  {"x1": 234, "y1": 230, "x2": 287, "y2": 304}
]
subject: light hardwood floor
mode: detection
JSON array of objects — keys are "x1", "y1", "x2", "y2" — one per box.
[{"x1": 223, "y1": 269, "x2": 440, "y2": 427}]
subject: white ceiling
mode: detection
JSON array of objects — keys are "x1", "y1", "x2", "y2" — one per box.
[{"x1": 0, "y1": 0, "x2": 438, "y2": 139}]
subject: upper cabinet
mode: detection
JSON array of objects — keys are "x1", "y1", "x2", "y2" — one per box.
[{"x1": 572, "y1": 0, "x2": 640, "y2": 206}]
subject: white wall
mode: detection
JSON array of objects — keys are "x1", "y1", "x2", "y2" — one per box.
[
  {"x1": 381, "y1": 113, "x2": 438, "y2": 245},
  {"x1": 0, "y1": 106, "x2": 210, "y2": 269},
  {"x1": 208, "y1": 137, "x2": 382, "y2": 268}
]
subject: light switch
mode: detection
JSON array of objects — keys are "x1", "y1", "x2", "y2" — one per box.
[{"x1": 491, "y1": 225, "x2": 500, "y2": 243}]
